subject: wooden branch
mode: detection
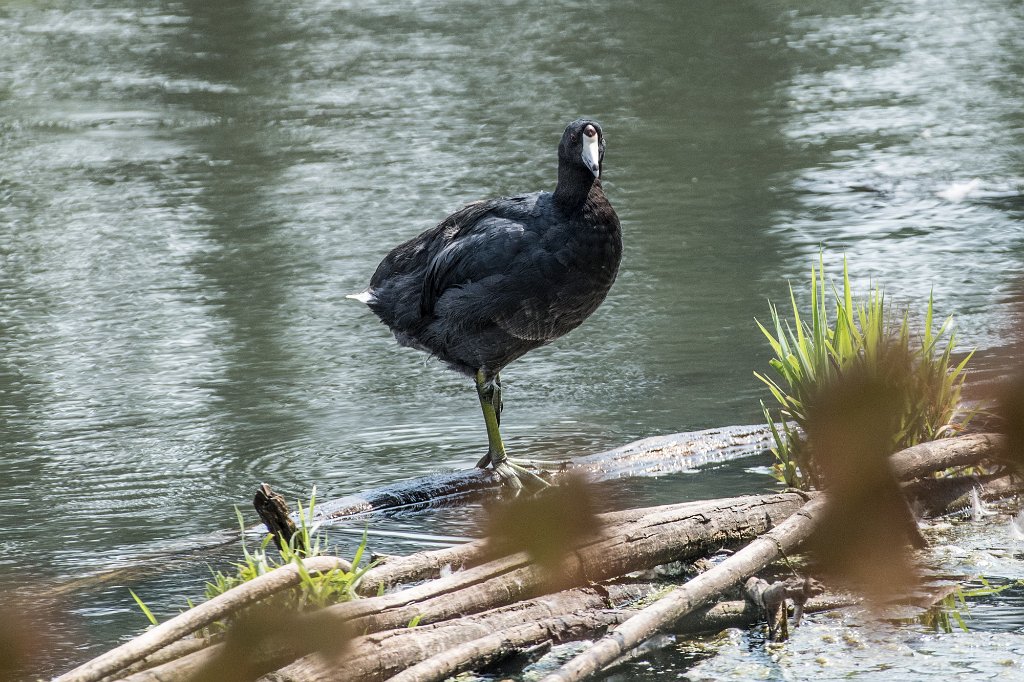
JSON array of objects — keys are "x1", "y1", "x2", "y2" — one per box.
[
  {"x1": 53, "y1": 556, "x2": 352, "y2": 682},
  {"x1": 59, "y1": 431, "x2": 1008, "y2": 682},
  {"x1": 110, "y1": 636, "x2": 217, "y2": 679},
  {"x1": 356, "y1": 539, "x2": 488, "y2": 597},
  {"x1": 889, "y1": 433, "x2": 1004, "y2": 480},
  {"x1": 537, "y1": 494, "x2": 830, "y2": 682},
  {"x1": 355, "y1": 495, "x2": 790, "y2": 597},
  {"x1": 383, "y1": 592, "x2": 860, "y2": 682},
  {"x1": 537, "y1": 433, "x2": 1006, "y2": 682},
  {"x1": 325, "y1": 582, "x2": 656, "y2": 682},
  {"x1": 355, "y1": 495, "x2": 782, "y2": 597},
  {"x1": 127, "y1": 493, "x2": 808, "y2": 682},
  {"x1": 271, "y1": 585, "x2": 858, "y2": 682},
  {"x1": 384, "y1": 612, "x2": 634, "y2": 682},
  {"x1": 117, "y1": 584, "x2": 650, "y2": 682},
  {"x1": 327, "y1": 493, "x2": 810, "y2": 630}
]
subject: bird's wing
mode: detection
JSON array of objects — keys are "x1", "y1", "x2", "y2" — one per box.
[{"x1": 418, "y1": 195, "x2": 541, "y2": 317}]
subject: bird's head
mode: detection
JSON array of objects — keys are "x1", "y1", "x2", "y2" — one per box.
[{"x1": 559, "y1": 118, "x2": 605, "y2": 179}]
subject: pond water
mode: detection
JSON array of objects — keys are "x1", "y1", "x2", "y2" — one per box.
[{"x1": 1, "y1": 0, "x2": 1023, "y2": 678}]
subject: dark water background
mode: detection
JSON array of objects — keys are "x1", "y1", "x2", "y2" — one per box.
[{"x1": 2, "y1": 0, "x2": 1023, "y2": 678}]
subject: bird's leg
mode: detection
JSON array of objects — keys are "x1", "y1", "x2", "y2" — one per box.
[
  {"x1": 488, "y1": 372, "x2": 567, "y2": 472},
  {"x1": 493, "y1": 373, "x2": 503, "y2": 427},
  {"x1": 474, "y1": 373, "x2": 499, "y2": 469},
  {"x1": 473, "y1": 370, "x2": 549, "y2": 492}
]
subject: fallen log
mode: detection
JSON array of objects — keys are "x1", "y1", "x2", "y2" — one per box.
[
  {"x1": 60, "y1": 432, "x2": 1012, "y2": 682},
  {"x1": 537, "y1": 495, "x2": 829, "y2": 682},
  {"x1": 54, "y1": 556, "x2": 352, "y2": 682},
  {"x1": 384, "y1": 593, "x2": 859, "y2": 682},
  {"x1": 354, "y1": 494, "x2": 796, "y2": 597},
  {"x1": 46, "y1": 424, "x2": 772, "y2": 601},
  {"x1": 112, "y1": 493, "x2": 809, "y2": 682},
  {"x1": 539, "y1": 432, "x2": 1008, "y2": 682},
  {"x1": 888, "y1": 433, "x2": 1003, "y2": 480},
  {"x1": 311, "y1": 424, "x2": 773, "y2": 520},
  {"x1": 107, "y1": 636, "x2": 216, "y2": 680},
  {"x1": 105, "y1": 498, "x2": 756, "y2": 681},
  {"x1": 308, "y1": 582, "x2": 659, "y2": 682}
]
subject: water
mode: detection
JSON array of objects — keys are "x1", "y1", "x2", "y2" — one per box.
[{"x1": 1, "y1": 0, "x2": 1023, "y2": 678}]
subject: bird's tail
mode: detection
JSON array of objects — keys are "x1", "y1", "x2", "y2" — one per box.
[{"x1": 346, "y1": 290, "x2": 375, "y2": 304}]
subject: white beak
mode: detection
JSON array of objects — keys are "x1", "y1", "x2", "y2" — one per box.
[{"x1": 582, "y1": 135, "x2": 600, "y2": 178}]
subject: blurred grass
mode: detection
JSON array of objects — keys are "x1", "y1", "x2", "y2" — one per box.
[{"x1": 484, "y1": 472, "x2": 603, "y2": 589}]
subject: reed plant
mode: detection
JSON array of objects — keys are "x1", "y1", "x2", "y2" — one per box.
[
  {"x1": 204, "y1": 489, "x2": 375, "y2": 610},
  {"x1": 132, "y1": 489, "x2": 373, "y2": 628},
  {"x1": 756, "y1": 256, "x2": 973, "y2": 489}
]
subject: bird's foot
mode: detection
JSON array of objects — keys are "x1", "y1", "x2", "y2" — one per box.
[
  {"x1": 477, "y1": 452, "x2": 550, "y2": 492},
  {"x1": 508, "y1": 457, "x2": 571, "y2": 472}
]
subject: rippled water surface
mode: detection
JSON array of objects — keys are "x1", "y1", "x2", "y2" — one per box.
[{"x1": 2, "y1": 0, "x2": 1023, "y2": 678}]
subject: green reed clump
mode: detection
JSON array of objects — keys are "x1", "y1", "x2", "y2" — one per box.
[
  {"x1": 205, "y1": 489, "x2": 374, "y2": 611},
  {"x1": 756, "y1": 255, "x2": 973, "y2": 489},
  {"x1": 132, "y1": 489, "x2": 374, "y2": 628}
]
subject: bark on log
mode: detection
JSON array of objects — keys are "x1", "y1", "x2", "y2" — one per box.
[
  {"x1": 355, "y1": 496, "x2": 780, "y2": 597},
  {"x1": 381, "y1": 612, "x2": 635, "y2": 682},
  {"x1": 106, "y1": 636, "x2": 217, "y2": 680},
  {"x1": 268, "y1": 585, "x2": 858, "y2": 682},
  {"x1": 889, "y1": 433, "x2": 1004, "y2": 481},
  {"x1": 326, "y1": 493, "x2": 810, "y2": 630},
  {"x1": 304, "y1": 583, "x2": 657, "y2": 682}
]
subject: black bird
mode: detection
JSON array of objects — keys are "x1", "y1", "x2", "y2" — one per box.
[{"x1": 349, "y1": 119, "x2": 622, "y2": 490}]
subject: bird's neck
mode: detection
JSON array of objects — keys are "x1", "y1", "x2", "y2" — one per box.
[{"x1": 553, "y1": 164, "x2": 597, "y2": 212}]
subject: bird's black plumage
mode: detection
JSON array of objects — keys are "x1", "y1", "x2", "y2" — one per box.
[{"x1": 358, "y1": 119, "x2": 622, "y2": 379}]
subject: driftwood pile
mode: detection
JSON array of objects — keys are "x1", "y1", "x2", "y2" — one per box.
[{"x1": 54, "y1": 429, "x2": 1016, "y2": 682}]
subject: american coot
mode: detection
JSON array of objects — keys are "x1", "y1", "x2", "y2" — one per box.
[{"x1": 349, "y1": 118, "x2": 622, "y2": 491}]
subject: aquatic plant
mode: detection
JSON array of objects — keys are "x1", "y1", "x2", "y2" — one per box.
[
  {"x1": 204, "y1": 489, "x2": 374, "y2": 611},
  {"x1": 916, "y1": 578, "x2": 1024, "y2": 633},
  {"x1": 756, "y1": 255, "x2": 973, "y2": 488},
  {"x1": 131, "y1": 489, "x2": 374, "y2": 628}
]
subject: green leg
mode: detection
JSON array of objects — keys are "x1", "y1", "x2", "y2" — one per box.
[
  {"x1": 473, "y1": 370, "x2": 549, "y2": 492},
  {"x1": 493, "y1": 373, "x2": 503, "y2": 427}
]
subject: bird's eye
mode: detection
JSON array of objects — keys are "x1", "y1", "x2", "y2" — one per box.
[{"x1": 583, "y1": 124, "x2": 597, "y2": 138}]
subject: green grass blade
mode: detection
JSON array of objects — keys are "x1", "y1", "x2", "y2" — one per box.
[{"x1": 130, "y1": 589, "x2": 159, "y2": 627}]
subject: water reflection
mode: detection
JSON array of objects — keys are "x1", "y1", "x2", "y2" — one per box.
[
  {"x1": 769, "y1": 0, "x2": 1024, "y2": 346},
  {"x1": 1, "y1": 0, "x2": 1023, "y2": 677}
]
